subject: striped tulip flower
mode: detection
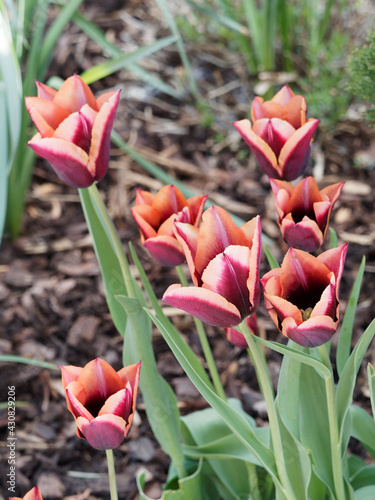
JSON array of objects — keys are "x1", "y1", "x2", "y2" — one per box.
[
  {"x1": 25, "y1": 75, "x2": 120, "y2": 188},
  {"x1": 270, "y1": 177, "x2": 344, "y2": 252},
  {"x1": 60, "y1": 358, "x2": 140, "y2": 450},
  {"x1": 261, "y1": 244, "x2": 348, "y2": 347},
  {"x1": 226, "y1": 314, "x2": 258, "y2": 349},
  {"x1": 9, "y1": 487, "x2": 43, "y2": 500},
  {"x1": 131, "y1": 185, "x2": 207, "y2": 266},
  {"x1": 233, "y1": 85, "x2": 319, "y2": 181},
  {"x1": 163, "y1": 206, "x2": 261, "y2": 327}
]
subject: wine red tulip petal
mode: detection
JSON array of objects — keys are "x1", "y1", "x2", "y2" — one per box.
[
  {"x1": 253, "y1": 118, "x2": 295, "y2": 159},
  {"x1": 311, "y1": 277, "x2": 337, "y2": 319},
  {"x1": 263, "y1": 293, "x2": 303, "y2": 324},
  {"x1": 99, "y1": 387, "x2": 132, "y2": 422},
  {"x1": 53, "y1": 74, "x2": 98, "y2": 113},
  {"x1": 201, "y1": 245, "x2": 251, "y2": 317},
  {"x1": 233, "y1": 119, "x2": 280, "y2": 178},
  {"x1": 282, "y1": 315, "x2": 337, "y2": 347},
  {"x1": 53, "y1": 110, "x2": 93, "y2": 153},
  {"x1": 288, "y1": 176, "x2": 322, "y2": 212},
  {"x1": 76, "y1": 414, "x2": 126, "y2": 450},
  {"x1": 88, "y1": 91, "x2": 120, "y2": 182},
  {"x1": 318, "y1": 244, "x2": 348, "y2": 286},
  {"x1": 28, "y1": 136, "x2": 95, "y2": 188},
  {"x1": 278, "y1": 119, "x2": 320, "y2": 181},
  {"x1": 143, "y1": 235, "x2": 186, "y2": 266},
  {"x1": 187, "y1": 194, "x2": 208, "y2": 225},
  {"x1": 174, "y1": 223, "x2": 201, "y2": 285},
  {"x1": 96, "y1": 90, "x2": 121, "y2": 109},
  {"x1": 163, "y1": 284, "x2": 242, "y2": 327},
  {"x1": 25, "y1": 97, "x2": 70, "y2": 137},
  {"x1": 281, "y1": 217, "x2": 324, "y2": 252}
]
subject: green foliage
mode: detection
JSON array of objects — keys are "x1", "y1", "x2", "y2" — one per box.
[{"x1": 347, "y1": 29, "x2": 375, "y2": 125}]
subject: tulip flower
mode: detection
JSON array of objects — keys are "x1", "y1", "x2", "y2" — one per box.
[
  {"x1": 163, "y1": 206, "x2": 261, "y2": 327},
  {"x1": 9, "y1": 486, "x2": 43, "y2": 500},
  {"x1": 233, "y1": 85, "x2": 319, "y2": 181},
  {"x1": 131, "y1": 185, "x2": 207, "y2": 267},
  {"x1": 60, "y1": 358, "x2": 140, "y2": 450},
  {"x1": 226, "y1": 314, "x2": 258, "y2": 349},
  {"x1": 261, "y1": 244, "x2": 348, "y2": 347},
  {"x1": 25, "y1": 75, "x2": 120, "y2": 188},
  {"x1": 269, "y1": 176, "x2": 344, "y2": 252}
]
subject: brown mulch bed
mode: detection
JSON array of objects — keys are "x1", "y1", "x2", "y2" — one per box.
[{"x1": 1, "y1": 2, "x2": 375, "y2": 499}]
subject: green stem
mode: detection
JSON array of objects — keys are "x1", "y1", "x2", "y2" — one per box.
[
  {"x1": 246, "y1": 462, "x2": 261, "y2": 500},
  {"x1": 87, "y1": 184, "x2": 134, "y2": 297},
  {"x1": 175, "y1": 265, "x2": 226, "y2": 400},
  {"x1": 318, "y1": 345, "x2": 346, "y2": 500},
  {"x1": 106, "y1": 449, "x2": 118, "y2": 500},
  {"x1": 239, "y1": 321, "x2": 297, "y2": 500}
]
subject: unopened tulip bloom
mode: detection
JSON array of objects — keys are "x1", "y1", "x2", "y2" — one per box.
[
  {"x1": 261, "y1": 244, "x2": 348, "y2": 347},
  {"x1": 233, "y1": 85, "x2": 319, "y2": 181},
  {"x1": 270, "y1": 176, "x2": 344, "y2": 252},
  {"x1": 226, "y1": 314, "x2": 258, "y2": 349},
  {"x1": 163, "y1": 206, "x2": 261, "y2": 327},
  {"x1": 60, "y1": 358, "x2": 140, "y2": 450},
  {"x1": 25, "y1": 75, "x2": 120, "y2": 188},
  {"x1": 131, "y1": 185, "x2": 207, "y2": 266},
  {"x1": 9, "y1": 486, "x2": 43, "y2": 500}
]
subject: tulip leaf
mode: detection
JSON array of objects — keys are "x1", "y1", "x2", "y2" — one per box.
[
  {"x1": 117, "y1": 294, "x2": 186, "y2": 479},
  {"x1": 329, "y1": 227, "x2": 338, "y2": 248},
  {"x1": 145, "y1": 309, "x2": 281, "y2": 487},
  {"x1": 137, "y1": 459, "x2": 217, "y2": 500},
  {"x1": 80, "y1": 35, "x2": 179, "y2": 84},
  {"x1": 367, "y1": 363, "x2": 375, "y2": 420},
  {"x1": 336, "y1": 256, "x2": 366, "y2": 377},
  {"x1": 354, "y1": 486, "x2": 375, "y2": 500},
  {"x1": 0, "y1": 355, "x2": 59, "y2": 371},
  {"x1": 350, "y1": 405, "x2": 375, "y2": 459},
  {"x1": 79, "y1": 188, "x2": 128, "y2": 336},
  {"x1": 249, "y1": 334, "x2": 331, "y2": 378},
  {"x1": 181, "y1": 400, "x2": 264, "y2": 498},
  {"x1": 350, "y1": 464, "x2": 375, "y2": 490},
  {"x1": 336, "y1": 318, "x2": 375, "y2": 442},
  {"x1": 263, "y1": 244, "x2": 280, "y2": 269}
]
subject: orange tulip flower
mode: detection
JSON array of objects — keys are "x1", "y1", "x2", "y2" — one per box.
[
  {"x1": 25, "y1": 75, "x2": 120, "y2": 188},
  {"x1": 131, "y1": 185, "x2": 207, "y2": 266},
  {"x1": 261, "y1": 244, "x2": 348, "y2": 347},
  {"x1": 163, "y1": 207, "x2": 261, "y2": 327},
  {"x1": 60, "y1": 358, "x2": 140, "y2": 450},
  {"x1": 233, "y1": 85, "x2": 319, "y2": 181},
  {"x1": 270, "y1": 176, "x2": 344, "y2": 252}
]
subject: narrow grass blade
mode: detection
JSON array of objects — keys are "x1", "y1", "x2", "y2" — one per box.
[
  {"x1": 336, "y1": 256, "x2": 366, "y2": 376},
  {"x1": 80, "y1": 35, "x2": 178, "y2": 83},
  {"x1": 0, "y1": 355, "x2": 59, "y2": 370},
  {"x1": 367, "y1": 363, "x2": 375, "y2": 420}
]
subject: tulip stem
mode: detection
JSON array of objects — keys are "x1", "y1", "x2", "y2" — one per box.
[
  {"x1": 239, "y1": 321, "x2": 297, "y2": 500},
  {"x1": 106, "y1": 449, "x2": 118, "y2": 500},
  {"x1": 176, "y1": 265, "x2": 226, "y2": 400},
  {"x1": 318, "y1": 345, "x2": 346, "y2": 500},
  {"x1": 85, "y1": 184, "x2": 135, "y2": 298}
]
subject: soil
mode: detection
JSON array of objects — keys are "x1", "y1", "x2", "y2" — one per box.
[{"x1": 1, "y1": 1, "x2": 375, "y2": 499}]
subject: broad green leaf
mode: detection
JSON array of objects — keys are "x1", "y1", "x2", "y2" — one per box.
[
  {"x1": 80, "y1": 35, "x2": 178, "y2": 84},
  {"x1": 145, "y1": 309, "x2": 281, "y2": 487},
  {"x1": 336, "y1": 318, "x2": 375, "y2": 438},
  {"x1": 117, "y1": 295, "x2": 185, "y2": 478},
  {"x1": 351, "y1": 464, "x2": 375, "y2": 490},
  {"x1": 181, "y1": 400, "x2": 260, "y2": 499},
  {"x1": 367, "y1": 363, "x2": 375, "y2": 420},
  {"x1": 137, "y1": 459, "x2": 212, "y2": 500},
  {"x1": 354, "y1": 485, "x2": 375, "y2": 500},
  {"x1": 350, "y1": 405, "x2": 375, "y2": 459},
  {"x1": 79, "y1": 188, "x2": 128, "y2": 335},
  {"x1": 337, "y1": 257, "x2": 366, "y2": 376}
]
